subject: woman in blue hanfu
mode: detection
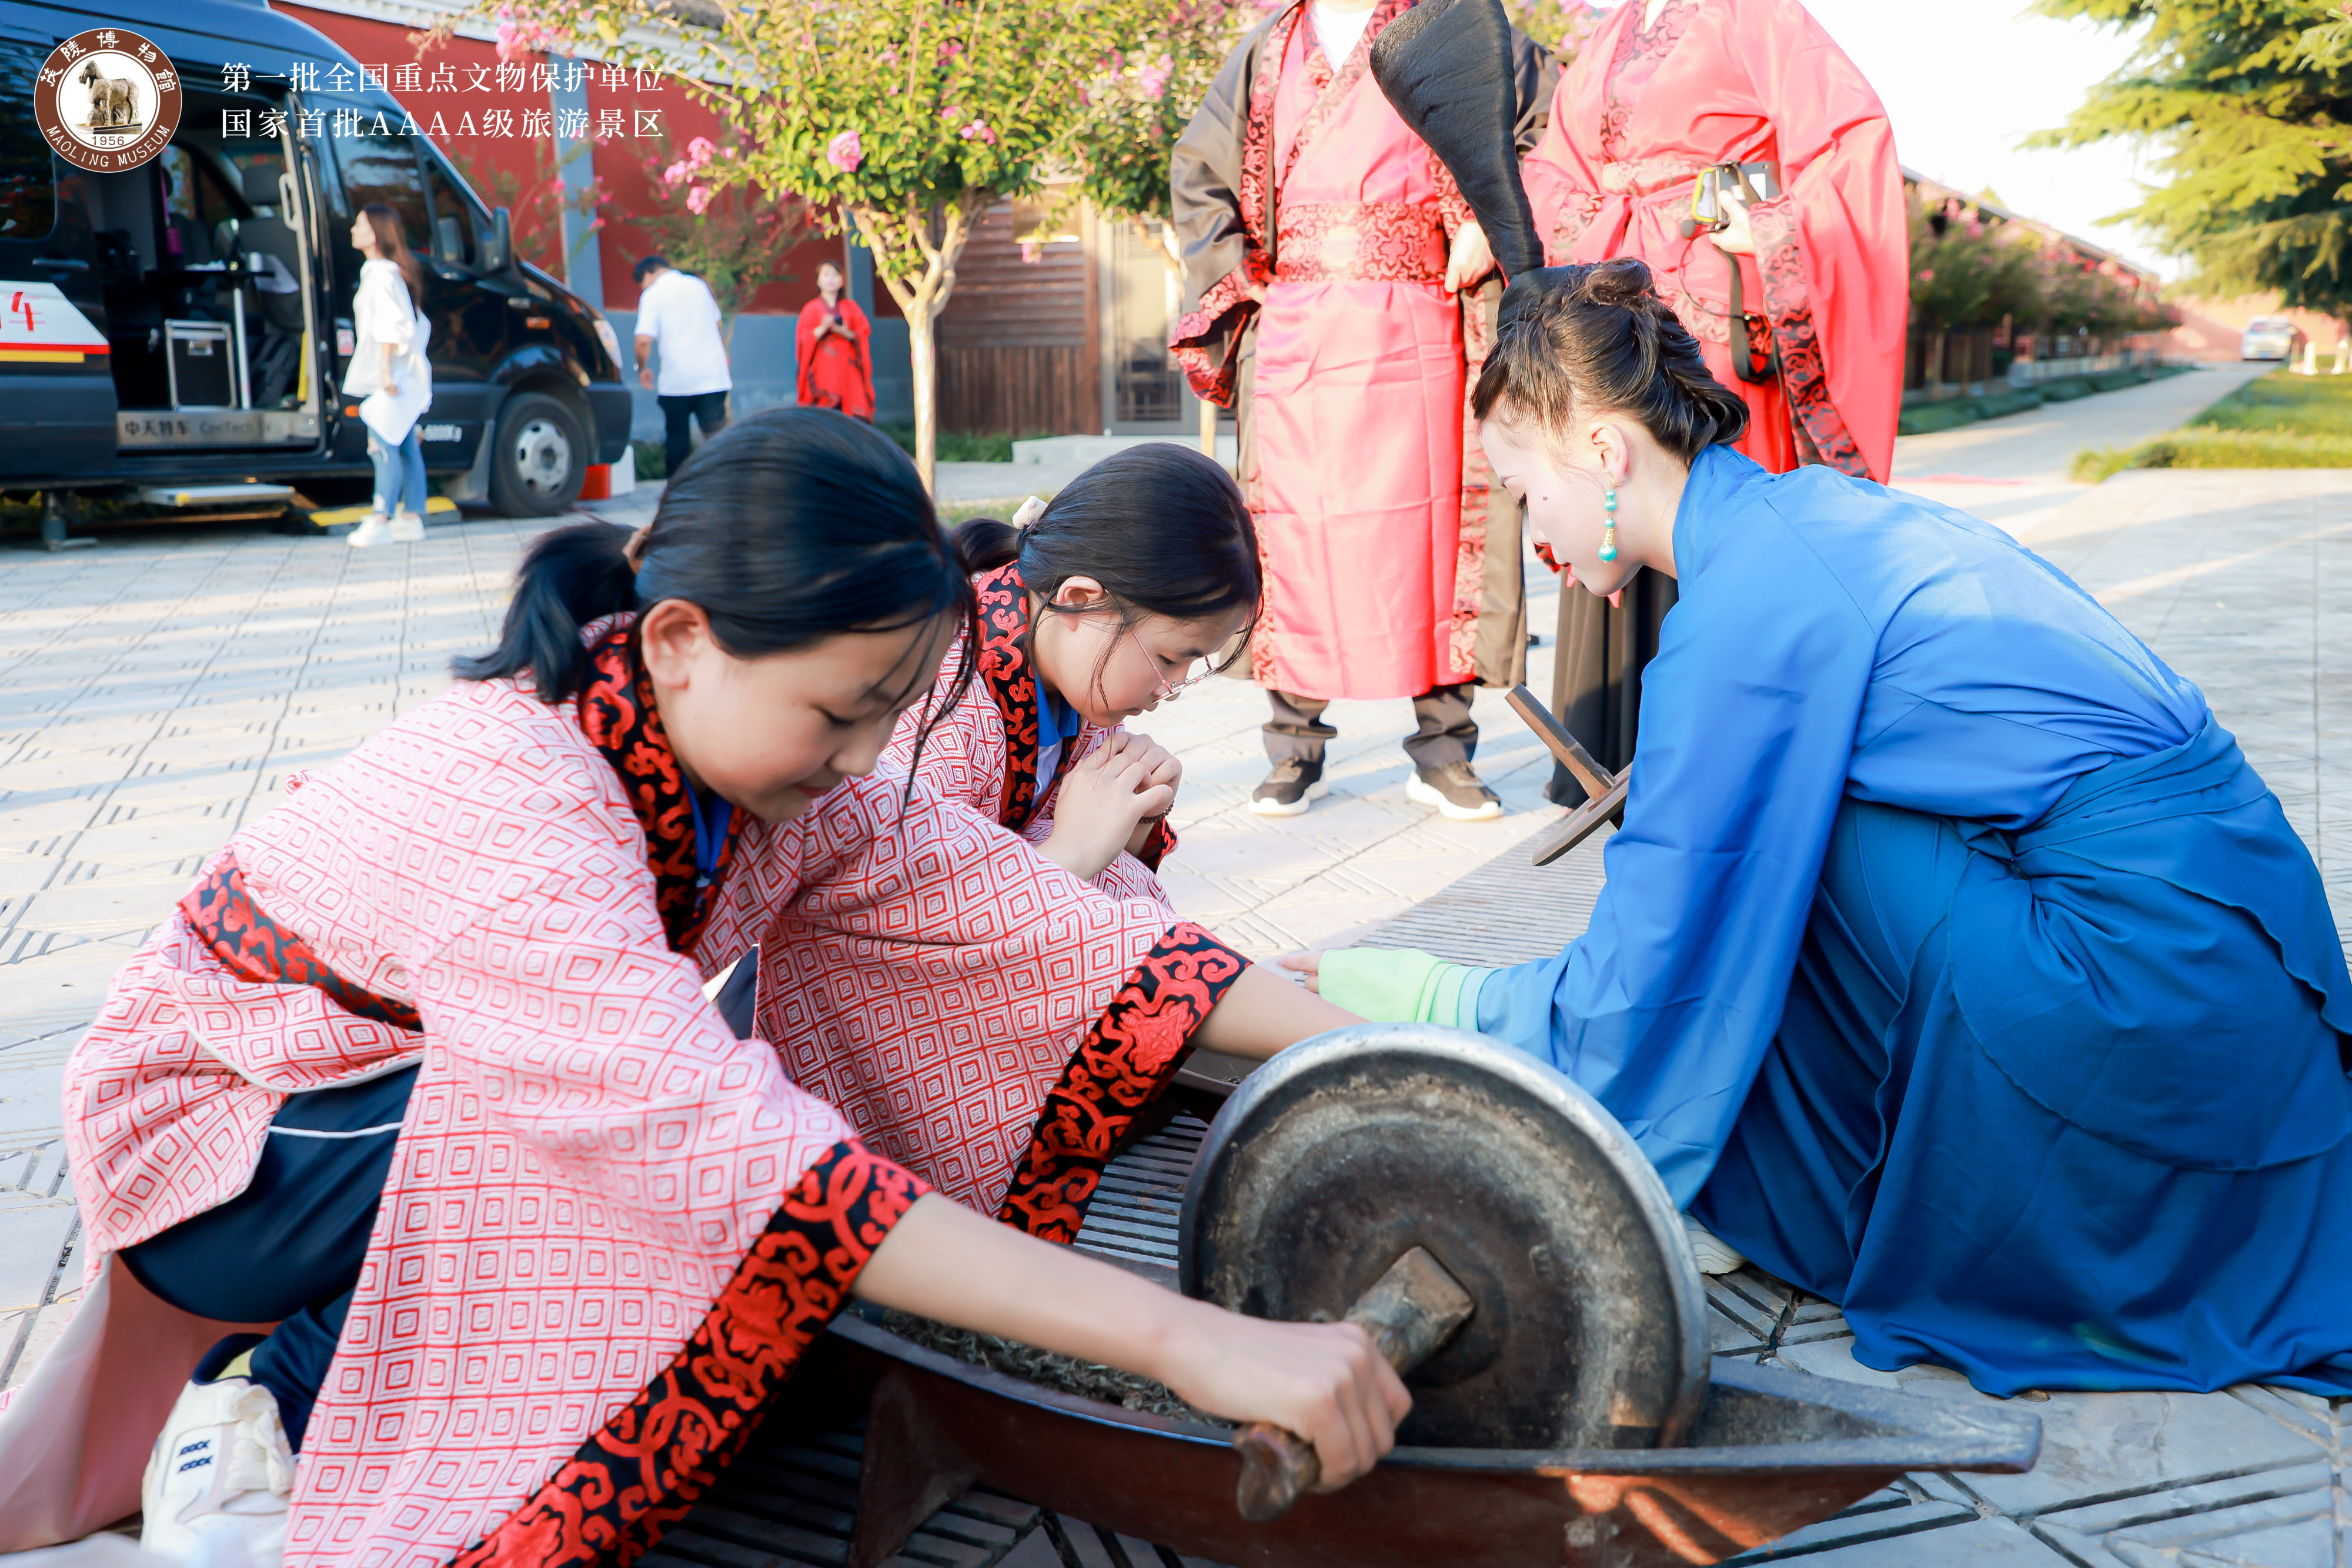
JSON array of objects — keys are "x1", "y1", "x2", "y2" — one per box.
[{"x1": 1298, "y1": 256, "x2": 2352, "y2": 1398}]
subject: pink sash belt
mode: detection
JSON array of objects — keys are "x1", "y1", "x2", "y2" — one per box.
[{"x1": 1274, "y1": 202, "x2": 1447, "y2": 283}]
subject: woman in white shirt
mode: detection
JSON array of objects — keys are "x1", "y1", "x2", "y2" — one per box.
[{"x1": 343, "y1": 205, "x2": 433, "y2": 548}]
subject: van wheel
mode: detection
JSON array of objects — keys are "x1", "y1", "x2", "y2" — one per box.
[{"x1": 489, "y1": 391, "x2": 586, "y2": 516}]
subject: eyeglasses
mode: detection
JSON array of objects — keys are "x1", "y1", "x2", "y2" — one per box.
[{"x1": 1120, "y1": 620, "x2": 1217, "y2": 701}]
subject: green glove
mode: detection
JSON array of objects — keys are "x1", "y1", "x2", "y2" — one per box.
[{"x1": 1317, "y1": 947, "x2": 1487, "y2": 1028}]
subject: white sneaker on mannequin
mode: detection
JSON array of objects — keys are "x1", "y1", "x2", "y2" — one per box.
[{"x1": 141, "y1": 1360, "x2": 294, "y2": 1567}]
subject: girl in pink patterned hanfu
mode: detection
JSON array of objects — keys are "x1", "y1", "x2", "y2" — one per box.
[
  {"x1": 884, "y1": 444, "x2": 1261, "y2": 912},
  {"x1": 0, "y1": 410, "x2": 1401, "y2": 1568}
]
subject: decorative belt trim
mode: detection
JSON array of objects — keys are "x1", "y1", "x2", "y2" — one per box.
[
  {"x1": 1273, "y1": 202, "x2": 1447, "y2": 284},
  {"x1": 1599, "y1": 156, "x2": 1705, "y2": 199}
]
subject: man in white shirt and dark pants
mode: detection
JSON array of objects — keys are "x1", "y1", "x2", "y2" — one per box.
[{"x1": 632, "y1": 255, "x2": 733, "y2": 479}]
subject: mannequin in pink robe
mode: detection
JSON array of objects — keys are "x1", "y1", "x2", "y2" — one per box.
[
  {"x1": 1518, "y1": 0, "x2": 1905, "y2": 807},
  {"x1": 1171, "y1": 0, "x2": 1555, "y2": 813}
]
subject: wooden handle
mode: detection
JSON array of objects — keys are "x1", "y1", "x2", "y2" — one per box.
[
  {"x1": 1505, "y1": 684, "x2": 1619, "y2": 800},
  {"x1": 1233, "y1": 1421, "x2": 1321, "y2": 1522},
  {"x1": 1228, "y1": 1247, "x2": 1475, "y2": 1524}
]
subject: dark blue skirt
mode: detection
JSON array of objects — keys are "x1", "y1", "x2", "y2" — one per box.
[{"x1": 1692, "y1": 722, "x2": 2352, "y2": 1395}]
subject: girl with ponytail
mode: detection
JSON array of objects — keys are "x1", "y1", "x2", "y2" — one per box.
[
  {"x1": 1297, "y1": 260, "x2": 2352, "y2": 1405},
  {"x1": 26, "y1": 408, "x2": 1394, "y2": 1568},
  {"x1": 887, "y1": 442, "x2": 1261, "y2": 901}
]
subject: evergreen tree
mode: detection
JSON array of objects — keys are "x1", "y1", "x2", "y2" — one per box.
[{"x1": 2032, "y1": 0, "x2": 2352, "y2": 315}]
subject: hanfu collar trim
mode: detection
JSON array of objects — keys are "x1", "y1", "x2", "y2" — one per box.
[
  {"x1": 576, "y1": 617, "x2": 743, "y2": 952},
  {"x1": 973, "y1": 561, "x2": 1080, "y2": 829},
  {"x1": 1242, "y1": 0, "x2": 1412, "y2": 243}
]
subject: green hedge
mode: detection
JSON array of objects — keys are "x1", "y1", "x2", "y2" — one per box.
[
  {"x1": 2071, "y1": 369, "x2": 2352, "y2": 480},
  {"x1": 878, "y1": 426, "x2": 1063, "y2": 464},
  {"x1": 2072, "y1": 427, "x2": 2352, "y2": 482},
  {"x1": 1895, "y1": 366, "x2": 2186, "y2": 437}
]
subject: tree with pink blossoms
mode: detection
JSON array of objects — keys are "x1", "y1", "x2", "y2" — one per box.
[
  {"x1": 613, "y1": 131, "x2": 811, "y2": 347},
  {"x1": 476, "y1": 0, "x2": 1207, "y2": 488}
]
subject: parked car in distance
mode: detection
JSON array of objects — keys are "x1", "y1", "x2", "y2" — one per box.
[{"x1": 2241, "y1": 317, "x2": 2302, "y2": 362}]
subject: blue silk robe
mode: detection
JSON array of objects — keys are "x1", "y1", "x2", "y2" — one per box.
[{"x1": 1474, "y1": 446, "x2": 2352, "y2": 1395}]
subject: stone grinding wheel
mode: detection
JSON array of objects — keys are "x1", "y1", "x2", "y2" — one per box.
[{"x1": 1180, "y1": 1024, "x2": 1709, "y2": 1451}]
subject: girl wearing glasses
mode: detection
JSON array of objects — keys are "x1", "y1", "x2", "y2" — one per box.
[{"x1": 884, "y1": 444, "x2": 1258, "y2": 903}]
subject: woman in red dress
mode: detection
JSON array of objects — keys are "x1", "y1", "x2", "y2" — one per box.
[
  {"x1": 1520, "y1": 0, "x2": 1906, "y2": 805},
  {"x1": 796, "y1": 260, "x2": 876, "y2": 420}
]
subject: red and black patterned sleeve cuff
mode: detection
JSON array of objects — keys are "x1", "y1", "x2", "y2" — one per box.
[
  {"x1": 1168, "y1": 255, "x2": 1271, "y2": 407},
  {"x1": 181, "y1": 850, "x2": 422, "y2": 1032},
  {"x1": 1135, "y1": 815, "x2": 1178, "y2": 872},
  {"x1": 456, "y1": 1138, "x2": 930, "y2": 1568},
  {"x1": 995, "y1": 922, "x2": 1249, "y2": 1243}
]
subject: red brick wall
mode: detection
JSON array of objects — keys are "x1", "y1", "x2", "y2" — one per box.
[{"x1": 268, "y1": 2, "x2": 843, "y2": 316}]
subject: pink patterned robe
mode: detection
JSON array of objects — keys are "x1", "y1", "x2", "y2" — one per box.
[
  {"x1": 1171, "y1": 0, "x2": 1556, "y2": 700},
  {"x1": 1520, "y1": 0, "x2": 1906, "y2": 480},
  {"x1": 0, "y1": 620, "x2": 1244, "y2": 1566},
  {"x1": 880, "y1": 563, "x2": 1178, "y2": 912}
]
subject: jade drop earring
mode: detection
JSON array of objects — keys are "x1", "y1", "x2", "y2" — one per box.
[{"x1": 1599, "y1": 486, "x2": 1619, "y2": 563}]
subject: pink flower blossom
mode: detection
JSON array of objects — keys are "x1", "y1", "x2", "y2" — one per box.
[
  {"x1": 551, "y1": 175, "x2": 566, "y2": 196},
  {"x1": 937, "y1": 39, "x2": 963, "y2": 63},
  {"x1": 1917, "y1": 268, "x2": 1935, "y2": 283},
  {"x1": 880, "y1": 48, "x2": 898, "y2": 65},
  {"x1": 1137, "y1": 54, "x2": 1172, "y2": 100},
  {"x1": 662, "y1": 159, "x2": 693, "y2": 187},
  {"x1": 492, "y1": 6, "x2": 557, "y2": 63},
  {"x1": 687, "y1": 136, "x2": 716, "y2": 165},
  {"x1": 827, "y1": 129, "x2": 863, "y2": 172},
  {"x1": 686, "y1": 185, "x2": 713, "y2": 215},
  {"x1": 958, "y1": 118, "x2": 996, "y2": 145},
  {"x1": 1020, "y1": 239, "x2": 1042, "y2": 264}
]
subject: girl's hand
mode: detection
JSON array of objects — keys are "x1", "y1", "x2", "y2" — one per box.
[
  {"x1": 1121, "y1": 733, "x2": 1182, "y2": 857},
  {"x1": 384, "y1": 378, "x2": 400, "y2": 397},
  {"x1": 1041, "y1": 734, "x2": 1175, "y2": 881},
  {"x1": 1278, "y1": 950, "x2": 1324, "y2": 994},
  {"x1": 855, "y1": 1195, "x2": 1409, "y2": 1492},
  {"x1": 1714, "y1": 188, "x2": 1756, "y2": 256},
  {"x1": 1154, "y1": 1307, "x2": 1409, "y2": 1490}
]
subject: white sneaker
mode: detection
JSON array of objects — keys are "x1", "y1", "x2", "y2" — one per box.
[
  {"x1": 388, "y1": 511, "x2": 426, "y2": 543},
  {"x1": 141, "y1": 1369, "x2": 294, "y2": 1566},
  {"x1": 345, "y1": 514, "x2": 392, "y2": 549},
  {"x1": 1683, "y1": 1214, "x2": 1749, "y2": 1276}
]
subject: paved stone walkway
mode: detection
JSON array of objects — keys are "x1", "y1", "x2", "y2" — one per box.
[{"x1": 4, "y1": 458, "x2": 2350, "y2": 1566}]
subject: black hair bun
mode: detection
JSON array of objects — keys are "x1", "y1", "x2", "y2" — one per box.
[{"x1": 1582, "y1": 256, "x2": 1656, "y2": 307}]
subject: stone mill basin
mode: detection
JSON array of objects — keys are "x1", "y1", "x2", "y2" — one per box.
[{"x1": 829, "y1": 1310, "x2": 2042, "y2": 1568}]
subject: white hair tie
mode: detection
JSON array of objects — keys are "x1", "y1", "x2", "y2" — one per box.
[{"x1": 1011, "y1": 494, "x2": 1048, "y2": 529}]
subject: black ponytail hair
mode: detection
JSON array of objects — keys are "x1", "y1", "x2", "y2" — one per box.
[
  {"x1": 1474, "y1": 258, "x2": 1749, "y2": 461},
  {"x1": 951, "y1": 514, "x2": 1021, "y2": 574},
  {"x1": 948, "y1": 443, "x2": 1259, "y2": 664},
  {"x1": 455, "y1": 406, "x2": 974, "y2": 726}
]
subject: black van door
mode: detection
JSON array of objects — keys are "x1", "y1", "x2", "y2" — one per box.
[
  {"x1": 310, "y1": 99, "x2": 509, "y2": 472},
  {"x1": 0, "y1": 22, "x2": 118, "y2": 479}
]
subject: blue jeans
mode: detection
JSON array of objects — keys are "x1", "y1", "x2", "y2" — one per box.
[{"x1": 368, "y1": 425, "x2": 427, "y2": 516}]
